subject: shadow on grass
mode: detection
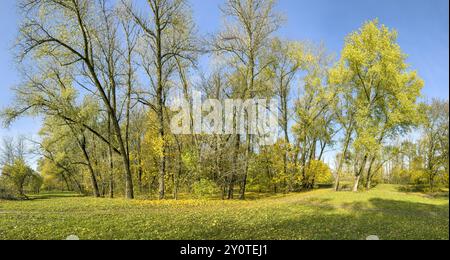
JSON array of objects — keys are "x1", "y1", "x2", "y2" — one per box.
[
  {"x1": 293, "y1": 199, "x2": 444, "y2": 239},
  {"x1": 397, "y1": 185, "x2": 450, "y2": 199},
  {"x1": 194, "y1": 198, "x2": 449, "y2": 240},
  {"x1": 243, "y1": 192, "x2": 287, "y2": 201},
  {"x1": 397, "y1": 185, "x2": 429, "y2": 193},
  {"x1": 2, "y1": 192, "x2": 448, "y2": 240},
  {"x1": 28, "y1": 192, "x2": 85, "y2": 201}
]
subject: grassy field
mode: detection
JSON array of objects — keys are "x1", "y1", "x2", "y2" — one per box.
[{"x1": 0, "y1": 185, "x2": 448, "y2": 240}]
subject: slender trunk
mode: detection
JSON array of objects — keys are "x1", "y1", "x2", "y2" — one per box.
[
  {"x1": 107, "y1": 111, "x2": 114, "y2": 198},
  {"x1": 84, "y1": 47, "x2": 133, "y2": 199},
  {"x1": 222, "y1": 185, "x2": 227, "y2": 200},
  {"x1": 281, "y1": 77, "x2": 289, "y2": 178},
  {"x1": 154, "y1": 7, "x2": 166, "y2": 200},
  {"x1": 240, "y1": 134, "x2": 251, "y2": 200},
  {"x1": 115, "y1": 122, "x2": 134, "y2": 199},
  {"x1": 108, "y1": 146, "x2": 114, "y2": 198},
  {"x1": 124, "y1": 35, "x2": 134, "y2": 196},
  {"x1": 366, "y1": 177, "x2": 372, "y2": 190},
  {"x1": 239, "y1": 53, "x2": 256, "y2": 200},
  {"x1": 282, "y1": 128, "x2": 289, "y2": 191},
  {"x1": 136, "y1": 136, "x2": 143, "y2": 192},
  {"x1": 72, "y1": 2, "x2": 134, "y2": 198},
  {"x1": 300, "y1": 139, "x2": 308, "y2": 189},
  {"x1": 174, "y1": 164, "x2": 180, "y2": 200},
  {"x1": 174, "y1": 137, "x2": 182, "y2": 200},
  {"x1": 353, "y1": 155, "x2": 367, "y2": 192},
  {"x1": 61, "y1": 172, "x2": 71, "y2": 191},
  {"x1": 352, "y1": 175, "x2": 361, "y2": 192},
  {"x1": 366, "y1": 157, "x2": 376, "y2": 190},
  {"x1": 334, "y1": 129, "x2": 352, "y2": 191},
  {"x1": 318, "y1": 141, "x2": 326, "y2": 161},
  {"x1": 158, "y1": 110, "x2": 166, "y2": 200},
  {"x1": 229, "y1": 134, "x2": 240, "y2": 200},
  {"x1": 334, "y1": 174, "x2": 340, "y2": 192},
  {"x1": 67, "y1": 120, "x2": 101, "y2": 198},
  {"x1": 66, "y1": 173, "x2": 83, "y2": 193},
  {"x1": 80, "y1": 144, "x2": 100, "y2": 198}
]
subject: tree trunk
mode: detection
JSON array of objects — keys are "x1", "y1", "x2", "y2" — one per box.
[
  {"x1": 353, "y1": 155, "x2": 368, "y2": 192},
  {"x1": 353, "y1": 174, "x2": 361, "y2": 192},
  {"x1": 229, "y1": 133, "x2": 240, "y2": 200},
  {"x1": 107, "y1": 114, "x2": 114, "y2": 199},
  {"x1": 72, "y1": 128, "x2": 100, "y2": 198},
  {"x1": 158, "y1": 118, "x2": 166, "y2": 200},
  {"x1": 282, "y1": 83, "x2": 290, "y2": 178},
  {"x1": 61, "y1": 172, "x2": 71, "y2": 191},
  {"x1": 366, "y1": 177, "x2": 372, "y2": 190},
  {"x1": 334, "y1": 174, "x2": 340, "y2": 192},
  {"x1": 137, "y1": 137, "x2": 143, "y2": 193},
  {"x1": 240, "y1": 134, "x2": 251, "y2": 200},
  {"x1": 334, "y1": 132, "x2": 351, "y2": 191},
  {"x1": 239, "y1": 172, "x2": 248, "y2": 200},
  {"x1": 122, "y1": 146, "x2": 134, "y2": 199},
  {"x1": 365, "y1": 157, "x2": 376, "y2": 190},
  {"x1": 81, "y1": 149, "x2": 100, "y2": 198}
]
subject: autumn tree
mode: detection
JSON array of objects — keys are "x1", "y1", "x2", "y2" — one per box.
[
  {"x1": 123, "y1": 0, "x2": 198, "y2": 199},
  {"x1": 0, "y1": 137, "x2": 37, "y2": 198},
  {"x1": 421, "y1": 99, "x2": 449, "y2": 191},
  {"x1": 293, "y1": 44, "x2": 336, "y2": 190},
  {"x1": 331, "y1": 20, "x2": 424, "y2": 191},
  {"x1": 212, "y1": 0, "x2": 282, "y2": 199},
  {"x1": 265, "y1": 38, "x2": 305, "y2": 178},
  {"x1": 1, "y1": 0, "x2": 137, "y2": 198}
]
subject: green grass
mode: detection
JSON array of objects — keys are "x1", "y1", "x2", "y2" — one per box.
[{"x1": 0, "y1": 185, "x2": 448, "y2": 240}]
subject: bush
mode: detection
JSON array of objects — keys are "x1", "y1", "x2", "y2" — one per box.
[
  {"x1": 0, "y1": 177, "x2": 17, "y2": 200},
  {"x1": 192, "y1": 179, "x2": 219, "y2": 198},
  {"x1": 305, "y1": 160, "x2": 333, "y2": 185}
]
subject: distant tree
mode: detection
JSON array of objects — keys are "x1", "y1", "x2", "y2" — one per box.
[
  {"x1": 2, "y1": 159, "x2": 35, "y2": 198},
  {"x1": 421, "y1": 99, "x2": 449, "y2": 191}
]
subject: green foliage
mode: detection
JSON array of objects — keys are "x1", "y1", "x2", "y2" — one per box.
[
  {"x1": 1, "y1": 159, "x2": 38, "y2": 197},
  {"x1": 305, "y1": 160, "x2": 333, "y2": 185},
  {"x1": 329, "y1": 19, "x2": 425, "y2": 191},
  {"x1": 192, "y1": 179, "x2": 219, "y2": 199},
  {"x1": 0, "y1": 0, "x2": 442, "y2": 201},
  {"x1": 28, "y1": 173, "x2": 44, "y2": 194},
  {"x1": 0, "y1": 177, "x2": 14, "y2": 200}
]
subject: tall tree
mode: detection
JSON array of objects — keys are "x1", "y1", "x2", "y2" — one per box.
[
  {"x1": 331, "y1": 20, "x2": 424, "y2": 191},
  {"x1": 123, "y1": 0, "x2": 197, "y2": 199},
  {"x1": 265, "y1": 38, "x2": 305, "y2": 178},
  {"x1": 3, "y1": 0, "x2": 135, "y2": 198},
  {"x1": 212, "y1": 0, "x2": 282, "y2": 199},
  {"x1": 421, "y1": 99, "x2": 449, "y2": 191},
  {"x1": 293, "y1": 44, "x2": 335, "y2": 190}
]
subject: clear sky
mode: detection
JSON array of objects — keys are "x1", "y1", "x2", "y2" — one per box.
[{"x1": 0, "y1": 0, "x2": 449, "y2": 144}]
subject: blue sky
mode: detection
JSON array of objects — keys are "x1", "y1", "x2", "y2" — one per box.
[{"x1": 0, "y1": 0, "x2": 449, "y2": 146}]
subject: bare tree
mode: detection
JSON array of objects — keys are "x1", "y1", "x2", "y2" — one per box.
[
  {"x1": 123, "y1": 0, "x2": 198, "y2": 199},
  {"x1": 212, "y1": 0, "x2": 282, "y2": 199}
]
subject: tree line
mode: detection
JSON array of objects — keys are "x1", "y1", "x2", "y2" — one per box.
[{"x1": 0, "y1": 0, "x2": 448, "y2": 200}]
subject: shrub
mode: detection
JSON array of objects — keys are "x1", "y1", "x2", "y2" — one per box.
[
  {"x1": 306, "y1": 160, "x2": 333, "y2": 185},
  {"x1": 0, "y1": 177, "x2": 17, "y2": 200},
  {"x1": 192, "y1": 179, "x2": 219, "y2": 198}
]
